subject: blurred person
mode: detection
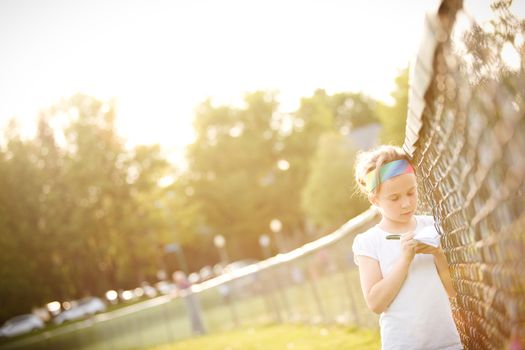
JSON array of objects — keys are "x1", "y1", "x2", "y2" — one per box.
[
  {"x1": 352, "y1": 145, "x2": 462, "y2": 350},
  {"x1": 172, "y1": 271, "x2": 206, "y2": 335}
]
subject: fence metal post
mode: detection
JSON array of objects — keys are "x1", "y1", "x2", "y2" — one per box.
[
  {"x1": 336, "y1": 245, "x2": 361, "y2": 327},
  {"x1": 306, "y1": 257, "x2": 326, "y2": 323}
]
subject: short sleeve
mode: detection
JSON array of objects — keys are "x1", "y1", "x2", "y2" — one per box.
[{"x1": 352, "y1": 233, "x2": 378, "y2": 266}]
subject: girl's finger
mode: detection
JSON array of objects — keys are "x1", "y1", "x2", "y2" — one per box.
[
  {"x1": 401, "y1": 231, "x2": 414, "y2": 239},
  {"x1": 402, "y1": 240, "x2": 417, "y2": 249},
  {"x1": 400, "y1": 232, "x2": 414, "y2": 243}
]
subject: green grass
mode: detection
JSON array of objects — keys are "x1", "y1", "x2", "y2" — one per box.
[{"x1": 149, "y1": 324, "x2": 380, "y2": 350}]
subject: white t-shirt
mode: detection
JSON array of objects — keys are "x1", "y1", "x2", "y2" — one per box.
[{"x1": 352, "y1": 215, "x2": 462, "y2": 350}]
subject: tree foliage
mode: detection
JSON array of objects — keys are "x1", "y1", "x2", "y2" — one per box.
[
  {"x1": 301, "y1": 133, "x2": 369, "y2": 230},
  {"x1": 377, "y1": 67, "x2": 409, "y2": 146},
  {"x1": 0, "y1": 71, "x2": 410, "y2": 322},
  {"x1": 181, "y1": 92, "x2": 282, "y2": 258},
  {"x1": 0, "y1": 95, "x2": 171, "y2": 322}
]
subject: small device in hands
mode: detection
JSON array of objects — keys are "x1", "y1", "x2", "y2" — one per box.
[{"x1": 386, "y1": 234, "x2": 401, "y2": 240}]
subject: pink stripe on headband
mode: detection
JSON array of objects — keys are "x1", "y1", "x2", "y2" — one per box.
[{"x1": 365, "y1": 159, "x2": 414, "y2": 192}]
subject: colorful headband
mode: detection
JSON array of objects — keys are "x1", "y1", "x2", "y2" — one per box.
[{"x1": 365, "y1": 159, "x2": 414, "y2": 192}]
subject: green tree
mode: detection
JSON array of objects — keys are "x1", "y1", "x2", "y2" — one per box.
[
  {"x1": 121, "y1": 144, "x2": 173, "y2": 283},
  {"x1": 301, "y1": 133, "x2": 368, "y2": 230},
  {"x1": 377, "y1": 67, "x2": 409, "y2": 146},
  {"x1": 0, "y1": 94, "x2": 172, "y2": 323},
  {"x1": 184, "y1": 92, "x2": 281, "y2": 260},
  {"x1": 279, "y1": 90, "x2": 379, "y2": 242},
  {"x1": 57, "y1": 94, "x2": 170, "y2": 292},
  {"x1": 180, "y1": 89, "x2": 381, "y2": 258},
  {"x1": 0, "y1": 121, "x2": 48, "y2": 322}
]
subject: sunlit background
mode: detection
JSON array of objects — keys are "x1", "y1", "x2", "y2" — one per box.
[
  {"x1": 1, "y1": 0, "x2": 514, "y2": 158},
  {"x1": 1, "y1": 0, "x2": 524, "y2": 347},
  {"x1": 1, "y1": 0, "x2": 446, "y2": 157},
  {"x1": 1, "y1": 0, "x2": 519, "y2": 150}
]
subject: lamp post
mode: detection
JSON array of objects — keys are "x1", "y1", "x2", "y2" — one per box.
[
  {"x1": 266, "y1": 221, "x2": 289, "y2": 322},
  {"x1": 213, "y1": 234, "x2": 229, "y2": 267},
  {"x1": 165, "y1": 242, "x2": 189, "y2": 275},
  {"x1": 258, "y1": 234, "x2": 271, "y2": 259},
  {"x1": 270, "y1": 218, "x2": 284, "y2": 253}
]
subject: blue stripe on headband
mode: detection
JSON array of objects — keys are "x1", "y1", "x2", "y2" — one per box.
[{"x1": 365, "y1": 159, "x2": 414, "y2": 192}]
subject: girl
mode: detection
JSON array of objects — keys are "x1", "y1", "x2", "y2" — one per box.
[{"x1": 352, "y1": 145, "x2": 462, "y2": 350}]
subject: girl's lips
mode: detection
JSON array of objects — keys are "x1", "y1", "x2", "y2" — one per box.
[{"x1": 401, "y1": 211, "x2": 413, "y2": 215}]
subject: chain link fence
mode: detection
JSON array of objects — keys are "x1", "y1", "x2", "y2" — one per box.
[
  {"x1": 0, "y1": 209, "x2": 380, "y2": 350},
  {"x1": 404, "y1": 0, "x2": 525, "y2": 349}
]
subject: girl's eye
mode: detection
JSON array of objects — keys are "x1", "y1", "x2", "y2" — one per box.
[
  {"x1": 408, "y1": 192, "x2": 415, "y2": 196},
  {"x1": 390, "y1": 197, "x2": 399, "y2": 201}
]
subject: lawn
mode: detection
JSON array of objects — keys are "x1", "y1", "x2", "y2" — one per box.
[{"x1": 149, "y1": 324, "x2": 381, "y2": 350}]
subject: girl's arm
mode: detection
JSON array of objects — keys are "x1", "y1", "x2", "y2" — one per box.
[
  {"x1": 416, "y1": 244, "x2": 457, "y2": 298},
  {"x1": 356, "y1": 256, "x2": 412, "y2": 314},
  {"x1": 356, "y1": 232, "x2": 417, "y2": 314},
  {"x1": 434, "y1": 251, "x2": 456, "y2": 298}
]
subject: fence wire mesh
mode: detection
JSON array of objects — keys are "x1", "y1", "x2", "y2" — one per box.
[
  {"x1": 1, "y1": 209, "x2": 381, "y2": 350},
  {"x1": 404, "y1": 0, "x2": 525, "y2": 349}
]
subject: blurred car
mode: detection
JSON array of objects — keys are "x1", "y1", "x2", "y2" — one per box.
[
  {"x1": 0, "y1": 314, "x2": 44, "y2": 338},
  {"x1": 140, "y1": 282, "x2": 158, "y2": 298},
  {"x1": 221, "y1": 259, "x2": 261, "y2": 298},
  {"x1": 78, "y1": 297, "x2": 106, "y2": 315},
  {"x1": 53, "y1": 297, "x2": 106, "y2": 325},
  {"x1": 188, "y1": 272, "x2": 200, "y2": 284},
  {"x1": 119, "y1": 289, "x2": 138, "y2": 302},
  {"x1": 155, "y1": 281, "x2": 177, "y2": 295},
  {"x1": 143, "y1": 285, "x2": 158, "y2": 298},
  {"x1": 223, "y1": 259, "x2": 259, "y2": 273},
  {"x1": 199, "y1": 265, "x2": 214, "y2": 282}
]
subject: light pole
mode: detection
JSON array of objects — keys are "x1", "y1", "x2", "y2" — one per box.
[
  {"x1": 270, "y1": 218, "x2": 284, "y2": 253},
  {"x1": 266, "y1": 221, "x2": 290, "y2": 322},
  {"x1": 165, "y1": 242, "x2": 189, "y2": 275},
  {"x1": 213, "y1": 234, "x2": 229, "y2": 267},
  {"x1": 258, "y1": 234, "x2": 271, "y2": 259}
]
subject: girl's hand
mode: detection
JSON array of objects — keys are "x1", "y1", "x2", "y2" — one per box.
[
  {"x1": 400, "y1": 231, "x2": 417, "y2": 263},
  {"x1": 415, "y1": 243, "x2": 442, "y2": 256}
]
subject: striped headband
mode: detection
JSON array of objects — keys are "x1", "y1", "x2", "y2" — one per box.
[{"x1": 365, "y1": 159, "x2": 414, "y2": 192}]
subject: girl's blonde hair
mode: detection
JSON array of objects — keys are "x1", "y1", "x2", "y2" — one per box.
[{"x1": 354, "y1": 145, "x2": 412, "y2": 196}]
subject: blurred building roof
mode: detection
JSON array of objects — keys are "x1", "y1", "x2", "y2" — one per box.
[{"x1": 347, "y1": 123, "x2": 382, "y2": 150}]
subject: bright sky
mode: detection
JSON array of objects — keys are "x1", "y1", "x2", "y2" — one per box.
[{"x1": 0, "y1": 0, "x2": 515, "y2": 162}]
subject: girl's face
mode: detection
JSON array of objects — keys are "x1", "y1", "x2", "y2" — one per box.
[{"x1": 370, "y1": 173, "x2": 418, "y2": 224}]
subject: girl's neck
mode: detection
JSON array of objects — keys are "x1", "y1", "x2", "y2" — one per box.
[{"x1": 377, "y1": 216, "x2": 417, "y2": 234}]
